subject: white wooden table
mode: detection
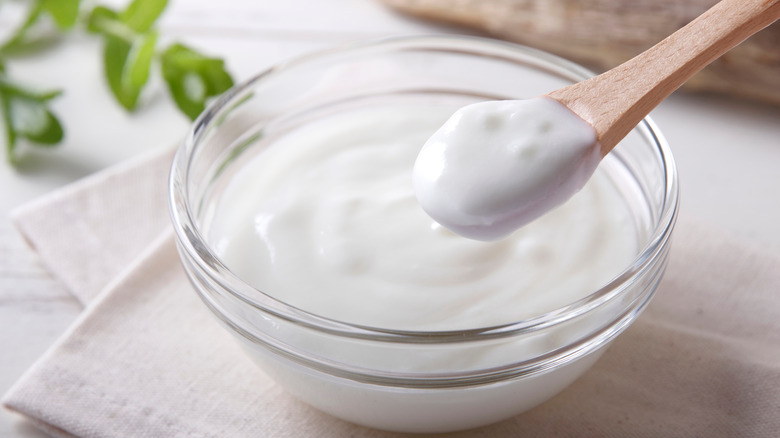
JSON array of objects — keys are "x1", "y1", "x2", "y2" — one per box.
[{"x1": 1, "y1": 1, "x2": 779, "y2": 436}]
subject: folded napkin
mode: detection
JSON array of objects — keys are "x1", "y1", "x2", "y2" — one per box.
[{"x1": 4, "y1": 148, "x2": 780, "y2": 437}]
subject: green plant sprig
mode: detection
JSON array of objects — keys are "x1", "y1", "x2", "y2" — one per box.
[
  {"x1": 0, "y1": 60, "x2": 64, "y2": 165},
  {"x1": 0, "y1": 0, "x2": 234, "y2": 166}
]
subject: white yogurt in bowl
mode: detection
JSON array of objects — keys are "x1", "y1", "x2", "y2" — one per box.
[
  {"x1": 170, "y1": 36, "x2": 678, "y2": 433},
  {"x1": 209, "y1": 104, "x2": 635, "y2": 330}
]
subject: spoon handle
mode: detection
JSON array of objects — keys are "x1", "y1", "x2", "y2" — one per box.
[{"x1": 547, "y1": 0, "x2": 780, "y2": 156}]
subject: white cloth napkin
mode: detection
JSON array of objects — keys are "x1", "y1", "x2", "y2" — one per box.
[{"x1": 3, "y1": 148, "x2": 780, "y2": 437}]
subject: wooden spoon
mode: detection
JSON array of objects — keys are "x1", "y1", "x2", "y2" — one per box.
[
  {"x1": 414, "y1": 0, "x2": 779, "y2": 241},
  {"x1": 547, "y1": 0, "x2": 780, "y2": 157}
]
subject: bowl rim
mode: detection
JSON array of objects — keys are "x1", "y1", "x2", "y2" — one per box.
[{"x1": 169, "y1": 34, "x2": 680, "y2": 343}]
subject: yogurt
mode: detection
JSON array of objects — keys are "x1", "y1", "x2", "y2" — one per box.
[
  {"x1": 208, "y1": 103, "x2": 636, "y2": 331},
  {"x1": 414, "y1": 97, "x2": 600, "y2": 241}
]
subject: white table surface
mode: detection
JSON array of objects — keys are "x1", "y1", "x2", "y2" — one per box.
[{"x1": 1, "y1": 1, "x2": 779, "y2": 436}]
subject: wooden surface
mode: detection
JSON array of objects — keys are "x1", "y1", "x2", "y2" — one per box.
[
  {"x1": 547, "y1": 0, "x2": 780, "y2": 154},
  {"x1": 1, "y1": 1, "x2": 780, "y2": 436},
  {"x1": 381, "y1": 0, "x2": 780, "y2": 105}
]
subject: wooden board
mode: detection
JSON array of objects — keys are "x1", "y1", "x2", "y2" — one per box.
[{"x1": 380, "y1": 0, "x2": 780, "y2": 104}]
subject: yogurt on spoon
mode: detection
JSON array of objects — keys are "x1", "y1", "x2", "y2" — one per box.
[{"x1": 413, "y1": 97, "x2": 599, "y2": 241}]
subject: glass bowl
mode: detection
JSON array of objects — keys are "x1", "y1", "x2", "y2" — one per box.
[{"x1": 169, "y1": 35, "x2": 678, "y2": 433}]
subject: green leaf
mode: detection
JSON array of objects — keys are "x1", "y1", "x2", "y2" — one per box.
[
  {"x1": 0, "y1": 0, "x2": 78, "y2": 55},
  {"x1": 0, "y1": 75, "x2": 64, "y2": 163},
  {"x1": 104, "y1": 35, "x2": 136, "y2": 109},
  {"x1": 10, "y1": 97, "x2": 49, "y2": 136},
  {"x1": 0, "y1": 79, "x2": 62, "y2": 101},
  {"x1": 103, "y1": 31, "x2": 157, "y2": 111},
  {"x1": 9, "y1": 97, "x2": 63, "y2": 144},
  {"x1": 91, "y1": 0, "x2": 161, "y2": 113},
  {"x1": 87, "y1": 6, "x2": 119, "y2": 34},
  {"x1": 125, "y1": 31, "x2": 157, "y2": 90},
  {"x1": 0, "y1": 2, "x2": 44, "y2": 55},
  {"x1": 23, "y1": 110, "x2": 63, "y2": 145},
  {"x1": 161, "y1": 43, "x2": 234, "y2": 120},
  {"x1": 42, "y1": 0, "x2": 81, "y2": 30},
  {"x1": 120, "y1": 0, "x2": 168, "y2": 33}
]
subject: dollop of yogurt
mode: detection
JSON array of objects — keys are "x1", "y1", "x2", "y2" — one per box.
[{"x1": 413, "y1": 97, "x2": 600, "y2": 241}]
